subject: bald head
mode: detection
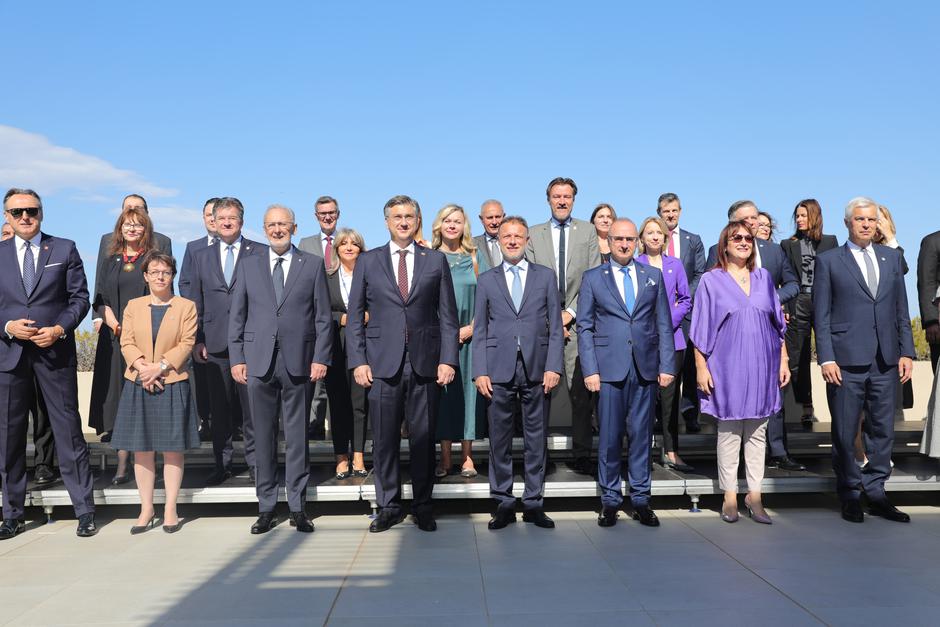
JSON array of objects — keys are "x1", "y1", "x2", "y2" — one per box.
[{"x1": 608, "y1": 218, "x2": 639, "y2": 266}]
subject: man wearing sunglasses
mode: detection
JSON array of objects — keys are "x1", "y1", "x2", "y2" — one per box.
[
  {"x1": 707, "y1": 201, "x2": 803, "y2": 473},
  {"x1": 0, "y1": 188, "x2": 97, "y2": 540}
]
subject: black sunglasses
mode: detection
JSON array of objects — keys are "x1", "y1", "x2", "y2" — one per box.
[
  {"x1": 730, "y1": 234, "x2": 754, "y2": 243},
  {"x1": 6, "y1": 207, "x2": 40, "y2": 219}
]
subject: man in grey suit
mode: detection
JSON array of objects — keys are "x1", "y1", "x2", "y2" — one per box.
[
  {"x1": 524, "y1": 177, "x2": 601, "y2": 475},
  {"x1": 229, "y1": 204, "x2": 332, "y2": 535},
  {"x1": 472, "y1": 199, "x2": 505, "y2": 268},
  {"x1": 473, "y1": 216, "x2": 564, "y2": 530},
  {"x1": 657, "y1": 193, "x2": 706, "y2": 433},
  {"x1": 298, "y1": 195, "x2": 340, "y2": 440}
]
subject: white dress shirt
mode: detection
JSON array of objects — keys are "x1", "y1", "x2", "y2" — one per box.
[
  {"x1": 388, "y1": 241, "x2": 416, "y2": 293},
  {"x1": 502, "y1": 258, "x2": 529, "y2": 295},
  {"x1": 669, "y1": 228, "x2": 682, "y2": 259},
  {"x1": 846, "y1": 239, "x2": 880, "y2": 286},
  {"x1": 269, "y1": 245, "x2": 294, "y2": 278},
  {"x1": 218, "y1": 235, "x2": 243, "y2": 267},
  {"x1": 338, "y1": 267, "x2": 354, "y2": 308},
  {"x1": 13, "y1": 233, "x2": 42, "y2": 278},
  {"x1": 609, "y1": 259, "x2": 640, "y2": 305}
]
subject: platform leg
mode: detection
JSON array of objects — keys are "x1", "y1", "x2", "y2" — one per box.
[
  {"x1": 44, "y1": 505, "x2": 54, "y2": 524},
  {"x1": 688, "y1": 494, "x2": 700, "y2": 513},
  {"x1": 370, "y1": 501, "x2": 378, "y2": 517},
  {"x1": 100, "y1": 454, "x2": 107, "y2": 472}
]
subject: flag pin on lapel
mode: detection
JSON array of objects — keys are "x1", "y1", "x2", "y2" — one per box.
[{"x1": 420, "y1": 251, "x2": 426, "y2": 256}]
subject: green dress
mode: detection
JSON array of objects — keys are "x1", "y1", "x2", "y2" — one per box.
[{"x1": 436, "y1": 248, "x2": 490, "y2": 440}]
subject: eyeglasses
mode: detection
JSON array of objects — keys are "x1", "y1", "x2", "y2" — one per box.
[
  {"x1": 146, "y1": 270, "x2": 173, "y2": 278},
  {"x1": 5, "y1": 207, "x2": 40, "y2": 219},
  {"x1": 122, "y1": 223, "x2": 145, "y2": 231},
  {"x1": 264, "y1": 221, "x2": 294, "y2": 230},
  {"x1": 730, "y1": 234, "x2": 755, "y2": 243},
  {"x1": 387, "y1": 214, "x2": 416, "y2": 224},
  {"x1": 316, "y1": 210, "x2": 338, "y2": 219}
]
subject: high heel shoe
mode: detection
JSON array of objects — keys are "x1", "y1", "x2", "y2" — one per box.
[
  {"x1": 661, "y1": 455, "x2": 695, "y2": 473},
  {"x1": 720, "y1": 504, "x2": 739, "y2": 523},
  {"x1": 743, "y1": 496, "x2": 772, "y2": 524},
  {"x1": 130, "y1": 515, "x2": 156, "y2": 535},
  {"x1": 111, "y1": 473, "x2": 132, "y2": 486},
  {"x1": 162, "y1": 520, "x2": 183, "y2": 534}
]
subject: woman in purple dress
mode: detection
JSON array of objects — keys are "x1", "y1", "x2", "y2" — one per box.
[
  {"x1": 691, "y1": 221, "x2": 789, "y2": 524},
  {"x1": 637, "y1": 216, "x2": 692, "y2": 472}
]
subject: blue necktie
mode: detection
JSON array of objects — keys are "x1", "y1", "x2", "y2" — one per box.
[
  {"x1": 509, "y1": 265, "x2": 523, "y2": 311},
  {"x1": 862, "y1": 247, "x2": 878, "y2": 297},
  {"x1": 621, "y1": 266, "x2": 634, "y2": 314},
  {"x1": 223, "y1": 244, "x2": 235, "y2": 286},
  {"x1": 22, "y1": 241, "x2": 35, "y2": 295}
]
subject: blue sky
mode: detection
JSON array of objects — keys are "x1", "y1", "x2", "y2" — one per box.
[{"x1": 2, "y1": 2, "x2": 938, "y2": 323}]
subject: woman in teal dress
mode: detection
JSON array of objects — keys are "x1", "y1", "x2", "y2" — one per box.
[{"x1": 432, "y1": 204, "x2": 490, "y2": 477}]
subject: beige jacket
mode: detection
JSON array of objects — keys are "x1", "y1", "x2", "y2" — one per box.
[{"x1": 120, "y1": 296, "x2": 197, "y2": 384}]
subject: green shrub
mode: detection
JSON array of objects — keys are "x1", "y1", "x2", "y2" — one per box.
[{"x1": 76, "y1": 329, "x2": 98, "y2": 372}]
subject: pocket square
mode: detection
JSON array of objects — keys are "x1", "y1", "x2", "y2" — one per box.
[
  {"x1": 44, "y1": 262, "x2": 63, "y2": 268},
  {"x1": 645, "y1": 278, "x2": 656, "y2": 287}
]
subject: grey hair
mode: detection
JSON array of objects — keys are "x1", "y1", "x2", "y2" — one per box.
[
  {"x1": 480, "y1": 199, "x2": 504, "y2": 214},
  {"x1": 213, "y1": 196, "x2": 245, "y2": 221},
  {"x1": 315, "y1": 195, "x2": 339, "y2": 212},
  {"x1": 727, "y1": 199, "x2": 758, "y2": 220},
  {"x1": 265, "y1": 203, "x2": 296, "y2": 223},
  {"x1": 4, "y1": 188, "x2": 42, "y2": 210},
  {"x1": 499, "y1": 215, "x2": 529, "y2": 232},
  {"x1": 383, "y1": 194, "x2": 419, "y2": 218},
  {"x1": 844, "y1": 196, "x2": 878, "y2": 220}
]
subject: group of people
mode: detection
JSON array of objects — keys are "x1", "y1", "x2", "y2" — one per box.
[{"x1": 1, "y1": 179, "x2": 938, "y2": 542}]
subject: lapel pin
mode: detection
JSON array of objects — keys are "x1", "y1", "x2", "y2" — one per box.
[
  {"x1": 881, "y1": 257, "x2": 885, "y2": 261},
  {"x1": 603, "y1": 270, "x2": 609, "y2": 274},
  {"x1": 43, "y1": 246, "x2": 49, "y2": 250},
  {"x1": 420, "y1": 251, "x2": 426, "y2": 256}
]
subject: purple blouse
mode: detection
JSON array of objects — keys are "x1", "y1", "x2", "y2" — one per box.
[
  {"x1": 690, "y1": 268, "x2": 786, "y2": 420},
  {"x1": 637, "y1": 254, "x2": 691, "y2": 351}
]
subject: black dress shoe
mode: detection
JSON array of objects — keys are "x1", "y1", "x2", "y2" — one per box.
[
  {"x1": 488, "y1": 509, "x2": 517, "y2": 530},
  {"x1": 683, "y1": 413, "x2": 701, "y2": 433},
  {"x1": 369, "y1": 510, "x2": 406, "y2": 533},
  {"x1": 415, "y1": 511, "x2": 437, "y2": 532},
  {"x1": 130, "y1": 516, "x2": 157, "y2": 535},
  {"x1": 767, "y1": 456, "x2": 807, "y2": 472},
  {"x1": 597, "y1": 507, "x2": 618, "y2": 527},
  {"x1": 206, "y1": 467, "x2": 233, "y2": 486},
  {"x1": 100, "y1": 431, "x2": 112, "y2": 443},
  {"x1": 841, "y1": 499, "x2": 864, "y2": 523},
  {"x1": 250, "y1": 512, "x2": 277, "y2": 534},
  {"x1": 661, "y1": 458, "x2": 695, "y2": 473},
  {"x1": 522, "y1": 509, "x2": 554, "y2": 529},
  {"x1": 0, "y1": 519, "x2": 25, "y2": 540},
  {"x1": 351, "y1": 467, "x2": 369, "y2": 478},
  {"x1": 198, "y1": 422, "x2": 212, "y2": 442},
  {"x1": 76, "y1": 513, "x2": 98, "y2": 537},
  {"x1": 111, "y1": 473, "x2": 132, "y2": 486},
  {"x1": 33, "y1": 465, "x2": 58, "y2": 486},
  {"x1": 232, "y1": 427, "x2": 244, "y2": 442},
  {"x1": 631, "y1": 505, "x2": 660, "y2": 527},
  {"x1": 289, "y1": 511, "x2": 315, "y2": 533},
  {"x1": 868, "y1": 499, "x2": 911, "y2": 523}
]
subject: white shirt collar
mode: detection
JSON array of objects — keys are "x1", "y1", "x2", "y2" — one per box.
[
  {"x1": 269, "y1": 245, "x2": 293, "y2": 262},
  {"x1": 14, "y1": 233, "x2": 42, "y2": 249},
  {"x1": 846, "y1": 239, "x2": 871, "y2": 253},
  {"x1": 502, "y1": 258, "x2": 528, "y2": 273},
  {"x1": 390, "y1": 240, "x2": 416, "y2": 255},
  {"x1": 609, "y1": 258, "x2": 635, "y2": 272},
  {"x1": 220, "y1": 235, "x2": 243, "y2": 250}
]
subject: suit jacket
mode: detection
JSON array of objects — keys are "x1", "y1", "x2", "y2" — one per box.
[
  {"x1": 95, "y1": 231, "x2": 172, "y2": 306},
  {"x1": 471, "y1": 262, "x2": 564, "y2": 383},
  {"x1": 707, "y1": 239, "x2": 799, "y2": 304},
  {"x1": 472, "y1": 234, "x2": 502, "y2": 268},
  {"x1": 346, "y1": 242, "x2": 459, "y2": 379},
  {"x1": 228, "y1": 247, "x2": 333, "y2": 377},
  {"x1": 814, "y1": 243, "x2": 915, "y2": 367},
  {"x1": 674, "y1": 227, "x2": 706, "y2": 296},
  {"x1": 120, "y1": 296, "x2": 196, "y2": 384},
  {"x1": 298, "y1": 232, "x2": 325, "y2": 257},
  {"x1": 327, "y1": 269, "x2": 353, "y2": 356},
  {"x1": 189, "y1": 237, "x2": 264, "y2": 354},
  {"x1": 917, "y1": 230, "x2": 940, "y2": 326},
  {"x1": 524, "y1": 217, "x2": 601, "y2": 316},
  {"x1": 0, "y1": 233, "x2": 90, "y2": 371},
  {"x1": 576, "y1": 260, "x2": 676, "y2": 382},
  {"x1": 636, "y1": 254, "x2": 691, "y2": 351},
  {"x1": 178, "y1": 235, "x2": 214, "y2": 299}
]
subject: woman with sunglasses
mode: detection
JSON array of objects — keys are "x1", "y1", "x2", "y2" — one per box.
[
  {"x1": 691, "y1": 221, "x2": 789, "y2": 524},
  {"x1": 89, "y1": 206, "x2": 155, "y2": 484}
]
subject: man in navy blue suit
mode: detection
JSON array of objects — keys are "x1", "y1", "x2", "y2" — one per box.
[
  {"x1": 189, "y1": 198, "x2": 262, "y2": 486},
  {"x1": 0, "y1": 188, "x2": 97, "y2": 539},
  {"x1": 347, "y1": 195, "x2": 459, "y2": 533},
  {"x1": 178, "y1": 197, "x2": 219, "y2": 440},
  {"x1": 473, "y1": 216, "x2": 564, "y2": 530},
  {"x1": 815, "y1": 197, "x2": 915, "y2": 524},
  {"x1": 578, "y1": 219, "x2": 676, "y2": 527},
  {"x1": 229, "y1": 204, "x2": 332, "y2": 534},
  {"x1": 707, "y1": 200, "x2": 804, "y2": 472}
]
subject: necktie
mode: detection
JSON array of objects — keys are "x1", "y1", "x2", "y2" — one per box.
[
  {"x1": 324, "y1": 235, "x2": 333, "y2": 268},
  {"x1": 509, "y1": 265, "x2": 523, "y2": 311},
  {"x1": 22, "y1": 241, "x2": 35, "y2": 295},
  {"x1": 397, "y1": 249, "x2": 409, "y2": 301},
  {"x1": 210, "y1": 236, "x2": 218, "y2": 246},
  {"x1": 272, "y1": 257, "x2": 285, "y2": 305},
  {"x1": 621, "y1": 266, "x2": 635, "y2": 314},
  {"x1": 223, "y1": 244, "x2": 235, "y2": 286},
  {"x1": 557, "y1": 223, "x2": 567, "y2": 306},
  {"x1": 489, "y1": 237, "x2": 502, "y2": 265},
  {"x1": 863, "y1": 247, "x2": 878, "y2": 297},
  {"x1": 667, "y1": 230, "x2": 676, "y2": 257}
]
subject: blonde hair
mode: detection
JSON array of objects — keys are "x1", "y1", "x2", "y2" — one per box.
[
  {"x1": 431, "y1": 204, "x2": 477, "y2": 253},
  {"x1": 637, "y1": 216, "x2": 670, "y2": 255},
  {"x1": 328, "y1": 227, "x2": 366, "y2": 273}
]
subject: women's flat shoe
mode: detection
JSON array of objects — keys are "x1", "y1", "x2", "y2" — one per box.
[
  {"x1": 351, "y1": 468, "x2": 369, "y2": 477},
  {"x1": 162, "y1": 521, "x2": 183, "y2": 534},
  {"x1": 744, "y1": 497, "x2": 772, "y2": 524},
  {"x1": 460, "y1": 467, "x2": 478, "y2": 478},
  {"x1": 130, "y1": 516, "x2": 156, "y2": 535},
  {"x1": 434, "y1": 467, "x2": 448, "y2": 479}
]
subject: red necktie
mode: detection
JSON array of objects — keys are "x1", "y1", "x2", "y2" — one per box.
[
  {"x1": 397, "y1": 249, "x2": 408, "y2": 301},
  {"x1": 667, "y1": 229, "x2": 676, "y2": 257},
  {"x1": 324, "y1": 235, "x2": 333, "y2": 268}
]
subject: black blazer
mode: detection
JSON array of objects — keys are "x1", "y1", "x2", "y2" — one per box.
[
  {"x1": 781, "y1": 234, "x2": 839, "y2": 284},
  {"x1": 327, "y1": 269, "x2": 351, "y2": 354},
  {"x1": 917, "y1": 230, "x2": 940, "y2": 326}
]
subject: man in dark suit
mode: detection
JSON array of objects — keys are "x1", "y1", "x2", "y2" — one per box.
[
  {"x1": 657, "y1": 193, "x2": 706, "y2": 433},
  {"x1": 298, "y1": 195, "x2": 341, "y2": 440},
  {"x1": 706, "y1": 200, "x2": 803, "y2": 471},
  {"x1": 578, "y1": 218, "x2": 676, "y2": 527},
  {"x1": 525, "y1": 178, "x2": 601, "y2": 476},
  {"x1": 815, "y1": 197, "x2": 915, "y2": 523},
  {"x1": 190, "y1": 197, "x2": 263, "y2": 485},
  {"x1": 917, "y1": 229, "x2": 940, "y2": 370},
  {"x1": 473, "y1": 216, "x2": 564, "y2": 530},
  {"x1": 0, "y1": 188, "x2": 97, "y2": 539},
  {"x1": 229, "y1": 204, "x2": 332, "y2": 534},
  {"x1": 347, "y1": 195, "x2": 459, "y2": 533},
  {"x1": 472, "y1": 199, "x2": 506, "y2": 268},
  {"x1": 178, "y1": 197, "x2": 219, "y2": 441}
]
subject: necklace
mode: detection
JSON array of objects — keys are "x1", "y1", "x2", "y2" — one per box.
[
  {"x1": 122, "y1": 249, "x2": 141, "y2": 273},
  {"x1": 729, "y1": 268, "x2": 749, "y2": 285}
]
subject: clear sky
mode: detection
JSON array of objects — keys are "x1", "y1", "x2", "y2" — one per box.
[{"x1": 2, "y1": 2, "x2": 938, "y2": 322}]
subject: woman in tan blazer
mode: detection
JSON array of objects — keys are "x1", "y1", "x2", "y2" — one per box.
[{"x1": 110, "y1": 252, "x2": 199, "y2": 534}]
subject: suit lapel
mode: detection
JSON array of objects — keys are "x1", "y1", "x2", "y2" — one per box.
[
  {"x1": 634, "y1": 263, "x2": 649, "y2": 306},
  {"x1": 381, "y1": 242, "x2": 400, "y2": 296},
  {"x1": 874, "y1": 246, "x2": 890, "y2": 301},
  {"x1": 278, "y1": 248, "x2": 304, "y2": 310},
  {"x1": 29, "y1": 234, "x2": 54, "y2": 297},
  {"x1": 229, "y1": 239, "x2": 257, "y2": 288},
  {"x1": 407, "y1": 245, "x2": 429, "y2": 303},
  {"x1": 493, "y1": 264, "x2": 516, "y2": 311},
  {"x1": 518, "y1": 264, "x2": 537, "y2": 312},
  {"x1": 603, "y1": 266, "x2": 629, "y2": 315},
  {"x1": 565, "y1": 222, "x2": 580, "y2": 274},
  {"x1": 839, "y1": 244, "x2": 873, "y2": 298},
  {"x1": 538, "y1": 226, "x2": 557, "y2": 273},
  {"x1": 257, "y1": 253, "x2": 277, "y2": 305}
]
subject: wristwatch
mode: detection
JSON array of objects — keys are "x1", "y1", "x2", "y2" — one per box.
[{"x1": 159, "y1": 360, "x2": 169, "y2": 373}]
